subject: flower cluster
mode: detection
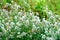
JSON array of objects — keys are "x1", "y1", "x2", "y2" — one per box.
[{"x1": 0, "y1": 2, "x2": 60, "y2": 40}]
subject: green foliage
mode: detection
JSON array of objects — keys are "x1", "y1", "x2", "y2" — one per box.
[{"x1": 47, "y1": 0, "x2": 60, "y2": 15}]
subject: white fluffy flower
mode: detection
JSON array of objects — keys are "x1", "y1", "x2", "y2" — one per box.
[
  {"x1": 57, "y1": 28, "x2": 60, "y2": 34},
  {"x1": 16, "y1": 22, "x2": 20, "y2": 26},
  {"x1": 50, "y1": 16, "x2": 54, "y2": 19},
  {"x1": 59, "y1": 18, "x2": 60, "y2": 20},
  {"x1": 25, "y1": 20, "x2": 29, "y2": 27},
  {"x1": 21, "y1": 32, "x2": 26, "y2": 36},
  {"x1": 47, "y1": 37, "x2": 54, "y2": 40},
  {"x1": 55, "y1": 15, "x2": 59, "y2": 18},
  {"x1": 14, "y1": 16, "x2": 18, "y2": 19},
  {"x1": 10, "y1": 22, "x2": 15, "y2": 26},
  {"x1": 48, "y1": 11, "x2": 52, "y2": 15},
  {"x1": 54, "y1": 22, "x2": 58, "y2": 27},
  {"x1": 11, "y1": 3, "x2": 20, "y2": 10},
  {"x1": 1, "y1": 27, "x2": 5, "y2": 30},
  {"x1": 42, "y1": 18, "x2": 45, "y2": 22},
  {"x1": 17, "y1": 32, "x2": 20, "y2": 34},
  {"x1": 18, "y1": 12, "x2": 22, "y2": 16},
  {"x1": 17, "y1": 32, "x2": 26, "y2": 38},
  {"x1": 36, "y1": 17, "x2": 40, "y2": 24},
  {"x1": 32, "y1": 24, "x2": 37, "y2": 32},
  {"x1": 30, "y1": 12, "x2": 34, "y2": 16},
  {"x1": 22, "y1": 15, "x2": 26, "y2": 20},
  {"x1": 42, "y1": 35, "x2": 46, "y2": 39}
]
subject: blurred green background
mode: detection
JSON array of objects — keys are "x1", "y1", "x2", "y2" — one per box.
[{"x1": 0, "y1": 0, "x2": 60, "y2": 18}]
